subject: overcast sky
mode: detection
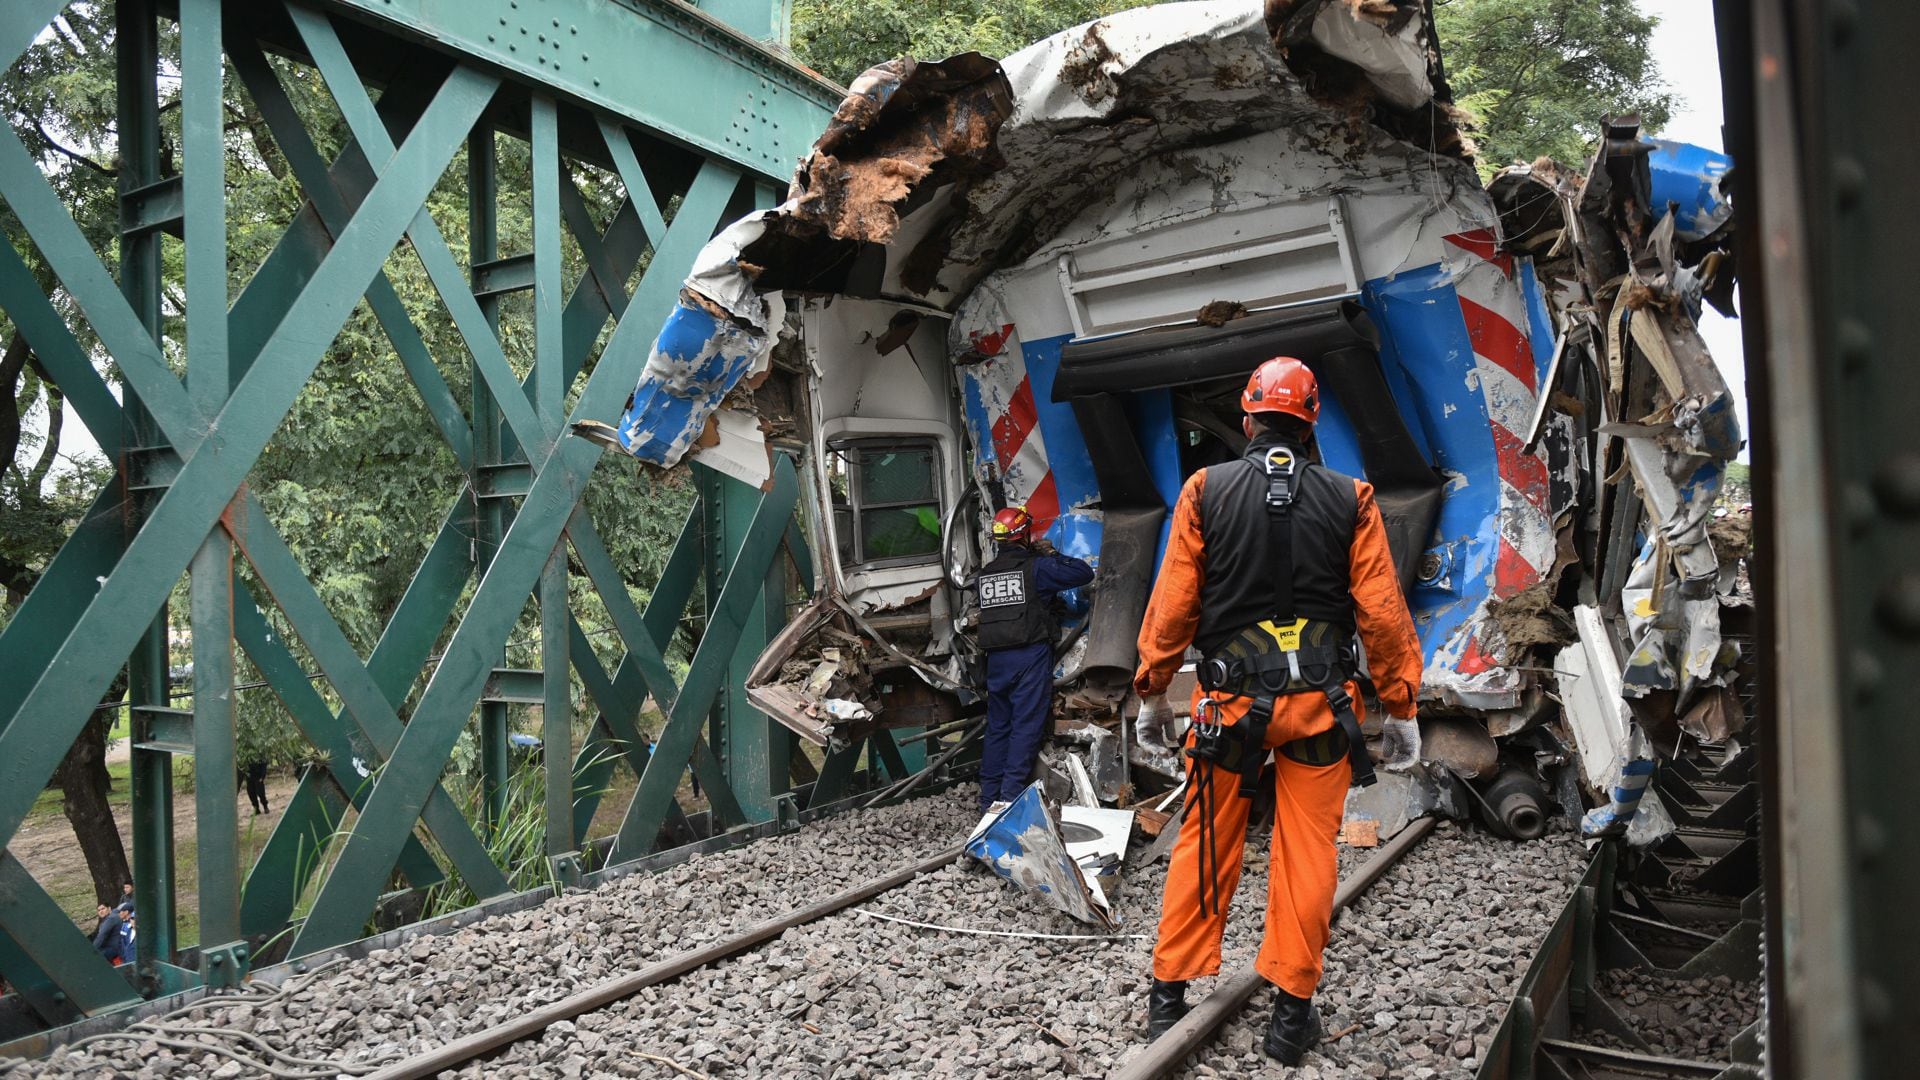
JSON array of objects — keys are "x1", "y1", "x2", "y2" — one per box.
[
  {"x1": 27, "y1": 1, "x2": 1747, "y2": 470},
  {"x1": 1640, "y1": 0, "x2": 1748, "y2": 459}
]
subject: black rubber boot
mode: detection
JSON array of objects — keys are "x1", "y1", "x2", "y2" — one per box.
[
  {"x1": 1261, "y1": 989, "x2": 1323, "y2": 1065},
  {"x1": 1145, "y1": 979, "x2": 1189, "y2": 1040}
]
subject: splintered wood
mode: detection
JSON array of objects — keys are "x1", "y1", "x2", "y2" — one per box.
[{"x1": 1337, "y1": 817, "x2": 1380, "y2": 847}]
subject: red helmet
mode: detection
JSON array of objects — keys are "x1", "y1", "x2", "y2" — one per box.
[
  {"x1": 991, "y1": 505, "x2": 1033, "y2": 544},
  {"x1": 1241, "y1": 356, "x2": 1319, "y2": 424}
]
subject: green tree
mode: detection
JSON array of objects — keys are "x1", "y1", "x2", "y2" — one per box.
[
  {"x1": 1, "y1": 2, "x2": 696, "y2": 918},
  {"x1": 1435, "y1": 0, "x2": 1677, "y2": 172},
  {"x1": 792, "y1": 0, "x2": 1137, "y2": 85}
]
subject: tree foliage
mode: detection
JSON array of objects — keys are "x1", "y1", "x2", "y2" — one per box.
[
  {"x1": 1436, "y1": 0, "x2": 1677, "y2": 172},
  {"x1": 792, "y1": 0, "x2": 1135, "y2": 85}
]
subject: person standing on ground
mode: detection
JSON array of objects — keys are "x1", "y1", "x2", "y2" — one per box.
[
  {"x1": 90, "y1": 904, "x2": 124, "y2": 964},
  {"x1": 1133, "y1": 357, "x2": 1425, "y2": 1064},
  {"x1": 243, "y1": 758, "x2": 270, "y2": 815},
  {"x1": 114, "y1": 882, "x2": 133, "y2": 914},
  {"x1": 116, "y1": 911, "x2": 137, "y2": 967},
  {"x1": 973, "y1": 505, "x2": 1094, "y2": 813}
]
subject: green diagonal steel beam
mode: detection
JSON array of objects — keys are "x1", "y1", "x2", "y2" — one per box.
[
  {"x1": 0, "y1": 122, "x2": 201, "y2": 448},
  {"x1": 238, "y1": 769, "x2": 347, "y2": 939},
  {"x1": 229, "y1": 497, "x2": 512, "y2": 899},
  {"x1": 566, "y1": 511, "x2": 744, "y2": 827},
  {"x1": 0, "y1": 0, "x2": 74, "y2": 75},
  {"x1": 0, "y1": 486, "x2": 124, "y2": 739},
  {"x1": 558, "y1": 175, "x2": 633, "y2": 322},
  {"x1": 316, "y1": 0, "x2": 838, "y2": 180},
  {"x1": 614, "y1": 455, "x2": 798, "y2": 858},
  {"x1": 563, "y1": 499, "x2": 700, "y2": 837},
  {"x1": 0, "y1": 242, "x2": 128, "y2": 460},
  {"x1": 226, "y1": 33, "x2": 474, "y2": 470},
  {"x1": 229, "y1": 589, "x2": 447, "y2": 893},
  {"x1": 292, "y1": 6, "x2": 555, "y2": 457},
  {"x1": 566, "y1": 619, "x2": 695, "y2": 845},
  {"x1": 363, "y1": 500, "x2": 476, "y2": 697},
  {"x1": 598, "y1": 119, "x2": 670, "y2": 245},
  {"x1": 0, "y1": 854, "x2": 137, "y2": 1015},
  {"x1": 0, "y1": 63, "x2": 499, "y2": 849},
  {"x1": 289, "y1": 158, "x2": 739, "y2": 957}
]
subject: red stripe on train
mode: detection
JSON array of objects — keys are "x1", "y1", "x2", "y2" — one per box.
[
  {"x1": 1443, "y1": 229, "x2": 1513, "y2": 277},
  {"x1": 1457, "y1": 295, "x2": 1536, "y2": 392},
  {"x1": 990, "y1": 377, "x2": 1039, "y2": 463},
  {"x1": 1491, "y1": 422, "x2": 1551, "y2": 515}
]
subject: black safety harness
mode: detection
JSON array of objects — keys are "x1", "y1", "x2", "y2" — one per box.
[
  {"x1": 1185, "y1": 444, "x2": 1377, "y2": 798},
  {"x1": 1177, "y1": 444, "x2": 1380, "y2": 919}
]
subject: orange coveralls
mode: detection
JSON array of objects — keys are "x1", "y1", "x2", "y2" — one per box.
[{"x1": 1137, "y1": 468, "x2": 1423, "y2": 998}]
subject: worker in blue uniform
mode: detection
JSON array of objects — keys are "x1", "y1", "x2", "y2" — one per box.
[{"x1": 974, "y1": 505, "x2": 1095, "y2": 812}]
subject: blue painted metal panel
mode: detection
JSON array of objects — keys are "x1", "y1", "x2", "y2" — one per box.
[
  {"x1": 608, "y1": 300, "x2": 764, "y2": 464},
  {"x1": 1018, "y1": 335, "x2": 1102, "y2": 561},
  {"x1": 1517, "y1": 257, "x2": 1559, "y2": 389},
  {"x1": 1362, "y1": 263, "x2": 1502, "y2": 666},
  {"x1": 1647, "y1": 140, "x2": 1733, "y2": 242},
  {"x1": 963, "y1": 782, "x2": 1114, "y2": 928}
]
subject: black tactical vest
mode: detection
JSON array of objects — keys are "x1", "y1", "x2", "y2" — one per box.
[
  {"x1": 1194, "y1": 438, "x2": 1361, "y2": 655},
  {"x1": 976, "y1": 546, "x2": 1054, "y2": 651}
]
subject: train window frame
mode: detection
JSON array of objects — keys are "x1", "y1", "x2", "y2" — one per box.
[{"x1": 824, "y1": 438, "x2": 946, "y2": 570}]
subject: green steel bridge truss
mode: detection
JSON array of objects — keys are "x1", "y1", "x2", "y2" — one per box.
[{"x1": 0, "y1": 0, "x2": 891, "y2": 1034}]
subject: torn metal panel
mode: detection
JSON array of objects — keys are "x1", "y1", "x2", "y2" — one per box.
[
  {"x1": 1300, "y1": 0, "x2": 1434, "y2": 111},
  {"x1": 1646, "y1": 140, "x2": 1733, "y2": 243},
  {"x1": 965, "y1": 782, "x2": 1120, "y2": 928},
  {"x1": 1556, "y1": 605, "x2": 1673, "y2": 845},
  {"x1": 1341, "y1": 768, "x2": 1460, "y2": 844}
]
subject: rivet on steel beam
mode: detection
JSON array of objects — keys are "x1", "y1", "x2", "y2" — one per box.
[
  {"x1": 1831, "y1": 0, "x2": 1859, "y2": 44},
  {"x1": 1859, "y1": 977, "x2": 1892, "y2": 1029},
  {"x1": 1872, "y1": 452, "x2": 1920, "y2": 517},
  {"x1": 1832, "y1": 156, "x2": 1865, "y2": 212},
  {"x1": 1872, "y1": 571, "x2": 1920, "y2": 637},
  {"x1": 1850, "y1": 648, "x2": 1883, "y2": 702},
  {"x1": 1855, "y1": 811, "x2": 1887, "y2": 865},
  {"x1": 1844, "y1": 482, "x2": 1876, "y2": 536},
  {"x1": 1838, "y1": 317, "x2": 1872, "y2": 373}
]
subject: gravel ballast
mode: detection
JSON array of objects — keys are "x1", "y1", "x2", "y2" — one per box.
[
  {"x1": 451, "y1": 819, "x2": 1582, "y2": 1079},
  {"x1": 9, "y1": 795, "x2": 1592, "y2": 1080},
  {"x1": 8, "y1": 792, "x2": 980, "y2": 1080}
]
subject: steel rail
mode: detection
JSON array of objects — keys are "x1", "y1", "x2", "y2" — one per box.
[
  {"x1": 363, "y1": 846, "x2": 965, "y2": 1079},
  {"x1": 1113, "y1": 815, "x2": 1439, "y2": 1080}
]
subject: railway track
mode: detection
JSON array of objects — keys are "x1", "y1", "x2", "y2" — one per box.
[
  {"x1": 18, "y1": 792, "x2": 1591, "y2": 1080},
  {"x1": 376, "y1": 818, "x2": 1445, "y2": 1079}
]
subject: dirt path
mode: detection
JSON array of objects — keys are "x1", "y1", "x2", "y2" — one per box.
[{"x1": 12, "y1": 770, "x2": 306, "y2": 943}]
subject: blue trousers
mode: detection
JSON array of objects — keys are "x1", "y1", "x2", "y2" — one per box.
[{"x1": 979, "y1": 642, "x2": 1054, "y2": 810}]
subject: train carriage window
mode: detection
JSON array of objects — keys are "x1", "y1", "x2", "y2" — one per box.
[{"x1": 826, "y1": 440, "x2": 943, "y2": 567}]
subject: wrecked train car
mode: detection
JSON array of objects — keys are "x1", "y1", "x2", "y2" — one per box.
[{"x1": 580, "y1": 1, "x2": 1745, "y2": 843}]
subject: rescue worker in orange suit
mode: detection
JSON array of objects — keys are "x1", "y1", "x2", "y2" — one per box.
[
  {"x1": 1133, "y1": 356, "x2": 1424, "y2": 1063},
  {"x1": 975, "y1": 506, "x2": 1095, "y2": 813}
]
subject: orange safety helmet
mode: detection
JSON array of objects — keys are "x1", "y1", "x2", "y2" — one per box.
[
  {"x1": 991, "y1": 505, "x2": 1033, "y2": 544},
  {"x1": 1241, "y1": 356, "x2": 1319, "y2": 425}
]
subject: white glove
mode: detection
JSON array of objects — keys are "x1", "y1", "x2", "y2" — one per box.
[
  {"x1": 1134, "y1": 694, "x2": 1180, "y2": 754},
  {"x1": 1380, "y1": 717, "x2": 1421, "y2": 772}
]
